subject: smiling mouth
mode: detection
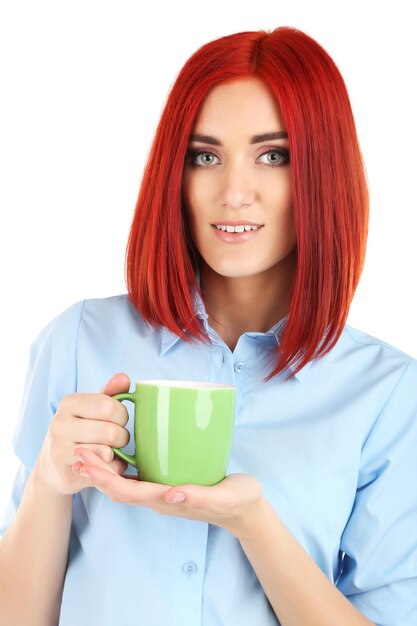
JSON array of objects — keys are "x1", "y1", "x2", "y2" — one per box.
[{"x1": 211, "y1": 224, "x2": 264, "y2": 232}]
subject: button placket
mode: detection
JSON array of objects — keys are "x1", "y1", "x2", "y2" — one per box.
[
  {"x1": 231, "y1": 337, "x2": 261, "y2": 411},
  {"x1": 170, "y1": 518, "x2": 208, "y2": 626},
  {"x1": 234, "y1": 361, "x2": 246, "y2": 373},
  {"x1": 182, "y1": 561, "x2": 198, "y2": 576}
]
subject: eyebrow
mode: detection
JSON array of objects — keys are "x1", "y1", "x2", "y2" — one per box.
[{"x1": 188, "y1": 131, "x2": 288, "y2": 145}]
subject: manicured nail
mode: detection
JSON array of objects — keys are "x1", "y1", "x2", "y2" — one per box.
[
  {"x1": 167, "y1": 492, "x2": 186, "y2": 503},
  {"x1": 77, "y1": 466, "x2": 92, "y2": 479}
]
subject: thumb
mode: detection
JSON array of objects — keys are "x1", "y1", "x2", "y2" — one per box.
[{"x1": 99, "y1": 372, "x2": 131, "y2": 396}]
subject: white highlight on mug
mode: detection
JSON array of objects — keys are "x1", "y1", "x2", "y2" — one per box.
[{"x1": 156, "y1": 387, "x2": 170, "y2": 477}]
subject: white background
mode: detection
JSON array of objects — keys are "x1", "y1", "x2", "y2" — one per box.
[{"x1": 0, "y1": 1, "x2": 416, "y2": 521}]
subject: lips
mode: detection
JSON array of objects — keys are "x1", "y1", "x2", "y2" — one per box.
[
  {"x1": 211, "y1": 221, "x2": 264, "y2": 227},
  {"x1": 211, "y1": 224, "x2": 263, "y2": 244}
]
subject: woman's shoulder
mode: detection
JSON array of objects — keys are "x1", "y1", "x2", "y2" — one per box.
[
  {"x1": 33, "y1": 293, "x2": 141, "y2": 345},
  {"x1": 343, "y1": 323, "x2": 415, "y2": 359},
  {"x1": 337, "y1": 322, "x2": 417, "y2": 388},
  {"x1": 78, "y1": 293, "x2": 139, "y2": 324},
  {"x1": 308, "y1": 321, "x2": 416, "y2": 398},
  {"x1": 47, "y1": 293, "x2": 135, "y2": 324}
]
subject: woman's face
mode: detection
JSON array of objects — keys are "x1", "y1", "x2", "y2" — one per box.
[{"x1": 182, "y1": 76, "x2": 296, "y2": 280}]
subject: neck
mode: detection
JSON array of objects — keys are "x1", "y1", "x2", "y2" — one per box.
[{"x1": 198, "y1": 248, "x2": 297, "y2": 341}]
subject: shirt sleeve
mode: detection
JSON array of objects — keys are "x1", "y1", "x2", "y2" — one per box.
[
  {"x1": 0, "y1": 300, "x2": 85, "y2": 537},
  {"x1": 336, "y1": 356, "x2": 417, "y2": 626}
]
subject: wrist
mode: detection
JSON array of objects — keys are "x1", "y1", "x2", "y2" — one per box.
[
  {"x1": 229, "y1": 496, "x2": 271, "y2": 542},
  {"x1": 32, "y1": 459, "x2": 72, "y2": 502}
]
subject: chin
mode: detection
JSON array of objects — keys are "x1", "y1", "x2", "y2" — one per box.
[{"x1": 207, "y1": 262, "x2": 266, "y2": 279}]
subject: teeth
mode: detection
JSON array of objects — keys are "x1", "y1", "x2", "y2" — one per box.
[{"x1": 215, "y1": 225, "x2": 260, "y2": 233}]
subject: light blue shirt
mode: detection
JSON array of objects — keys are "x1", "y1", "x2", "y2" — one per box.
[{"x1": 1, "y1": 279, "x2": 417, "y2": 625}]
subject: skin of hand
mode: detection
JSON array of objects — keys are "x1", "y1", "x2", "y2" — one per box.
[
  {"x1": 34, "y1": 373, "x2": 132, "y2": 495},
  {"x1": 72, "y1": 448, "x2": 264, "y2": 539}
]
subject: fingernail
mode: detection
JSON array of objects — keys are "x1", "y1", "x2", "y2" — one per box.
[
  {"x1": 74, "y1": 455, "x2": 86, "y2": 464},
  {"x1": 167, "y1": 492, "x2": 186, "y2": 503},
  {"x1": 76, "y1": 466, "x2": 92, "y2": 479}
]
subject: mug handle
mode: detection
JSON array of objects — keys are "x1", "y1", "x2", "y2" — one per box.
[{"x1": 111, "y1": 392, "x2": 138, "y2": 468}]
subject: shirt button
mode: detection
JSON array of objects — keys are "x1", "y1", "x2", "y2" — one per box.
[
  {"x1": 234, "y1": 361, "x2": 246, "y2": 373},
  {"x1": 182, "y1": 561, "x2": 198, "y2": 576}
]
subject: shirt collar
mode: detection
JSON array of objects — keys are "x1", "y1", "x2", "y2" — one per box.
[{"x1": 160, "y1": 269, "x2": 312, "y2": 383}]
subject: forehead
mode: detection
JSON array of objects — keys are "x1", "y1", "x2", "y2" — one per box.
[{"x1": 191, "y1": 77, "x2": 286, "y2": 134}]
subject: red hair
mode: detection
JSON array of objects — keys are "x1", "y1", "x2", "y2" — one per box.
[{"x1": 125, "y1": 26, "x2": 369, "y2": 382}]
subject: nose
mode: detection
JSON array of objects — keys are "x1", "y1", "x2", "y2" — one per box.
[{"x1": 219, "y1": 160, "x2": 256, "y2": 209}]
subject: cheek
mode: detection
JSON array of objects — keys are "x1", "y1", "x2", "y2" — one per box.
[
  {"x1": 267, "y1": 176, "x2": 294, "y2": 221},
  {"x1": 273, "y1": 173, "x2": 292, "y2": 204},
  {"x1": 267, "y1": 182, "x2": 296, "y2": 250}
]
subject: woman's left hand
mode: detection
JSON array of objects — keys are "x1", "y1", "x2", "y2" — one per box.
[{"x1": 72, "y1": 447, "x2": 264, "y2": 539}]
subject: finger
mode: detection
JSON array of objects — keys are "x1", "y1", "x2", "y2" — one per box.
[
  {"x1": 60, "y1": 393, "x2": 129, "y2": 426},
  {"x1": 72, "y1": 457, "x2": 129, "y2": 477},
  {"x1": 70, "y1": 443, "x2": 128, "y2": 466},
  {"x1": 69, "y1": 416, "x2": 130, "y2": 448},
  {"x1": 109, "y1": 456, "x2": 129, "y2": 475},
  {"x1": 73, "y1": 448, "x2": 131, "y2": 478},
  {"x1": 74, "y1": 448, "x2": 169, "y2": 503},
  {"x1": 100, "y1": 372, "x2": 131, "y2": 395},
  {"x1": 73, "y1": 447, "x2": 119, "y2": 475}
]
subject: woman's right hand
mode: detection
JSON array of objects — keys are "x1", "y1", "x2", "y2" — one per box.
[{"x1": 33, "y1": 373, "x2": 131, "y2": 495}]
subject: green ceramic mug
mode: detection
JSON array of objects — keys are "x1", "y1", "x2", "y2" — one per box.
[{"x1": 112, "y1": 380, "x2": 236, "y2": 486}]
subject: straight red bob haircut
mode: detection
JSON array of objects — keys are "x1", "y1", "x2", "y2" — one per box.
[{"x1": 125, "y1": 26, "x2": 369, "y2": 382}]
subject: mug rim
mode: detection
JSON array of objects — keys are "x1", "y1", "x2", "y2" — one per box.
[{"x1": 135, "y1": 380, "x2": 235, "y2": 389}]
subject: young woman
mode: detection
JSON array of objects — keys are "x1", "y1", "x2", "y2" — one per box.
[{"x1": 1, "y1": 26, "x2": 416, "y2": 626}]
